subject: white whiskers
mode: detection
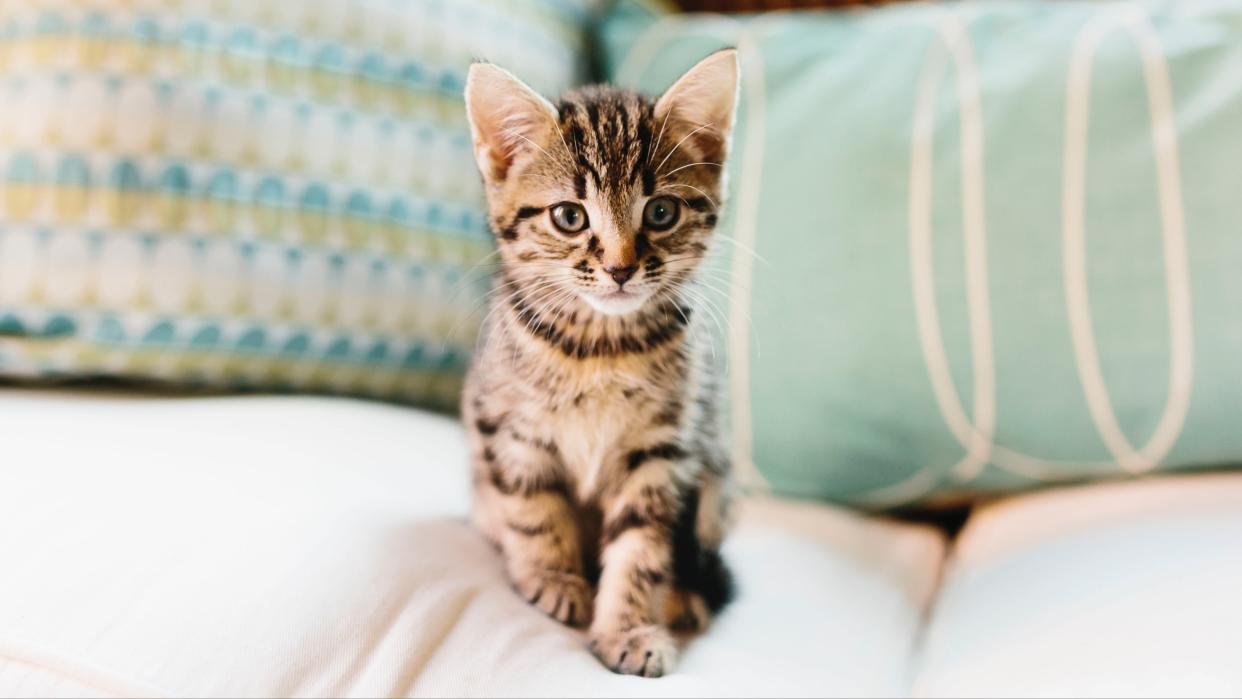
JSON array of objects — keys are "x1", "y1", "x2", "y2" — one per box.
[
  {"x1": 654, "y1": 122, "x2": 716, "y2": 176},
  {"x1": 664, "y1": 183, "x2": 718, "y2": 210},
  {"x1": 661, "y1": 161, "x2": 722, "y2": 178}
]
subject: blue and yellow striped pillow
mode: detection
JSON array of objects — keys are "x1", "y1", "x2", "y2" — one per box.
[{"x1": 0, "y1": 0, "x2": 594, "y2": 408}]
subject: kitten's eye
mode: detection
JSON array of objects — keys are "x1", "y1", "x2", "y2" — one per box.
[
  {"x1": 549, "y1": 202, "x2": 589, "y2": 235},
  {"x1": 643, "y1": 196, "x2": 679, "y2": 231}
]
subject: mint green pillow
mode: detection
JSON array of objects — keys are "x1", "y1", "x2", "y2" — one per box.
[
  {"x1": 0, "y1": 0, "x2": 593, "y2": 408},
  {"x1": 603, "y1": 0, "x2": 1242, "y2": 507}
]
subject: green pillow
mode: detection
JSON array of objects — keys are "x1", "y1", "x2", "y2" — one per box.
[
  {"x1": 602, "y1": 0, "x2": 1242, "y2": 507},
  {"x1": 0, "y1": 0, "x2": 593, "y2": 409}
]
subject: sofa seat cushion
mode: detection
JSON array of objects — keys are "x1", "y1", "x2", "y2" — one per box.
[
  {"x1": 915, "y1": 474, "x2": 1242, "y2": 697},
  {"x1": 0, "y1": 390, "x2": 944, "y2": 697}
]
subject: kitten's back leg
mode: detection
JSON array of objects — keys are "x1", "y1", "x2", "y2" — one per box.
[{"x1": 666, "y1": 472, "x2": 735, "y2": 632}]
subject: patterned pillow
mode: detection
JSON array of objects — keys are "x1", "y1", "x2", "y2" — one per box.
[
  {"x1": 603, "y1": 0, "x2": 1242, "y2": 508},
  {"x1": 0, "y1": 0, "x2": 593, "y2": 408}
]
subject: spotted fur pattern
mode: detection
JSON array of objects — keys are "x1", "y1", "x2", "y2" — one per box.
[{"x1": 462, "y1": 50, "x2": 739, "y2": 677}]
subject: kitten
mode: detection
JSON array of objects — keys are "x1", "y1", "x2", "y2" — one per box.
[{"x1": 461, "y1": 50, "x2": 739, "y2": 678}]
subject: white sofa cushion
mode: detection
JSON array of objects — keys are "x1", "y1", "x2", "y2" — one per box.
[
  {"x1": 915, "y1": 474, "x2": 1242, "y2": 698},
  {"x1": 0, "y1": 390, "x2": 945, "y2": 697}
]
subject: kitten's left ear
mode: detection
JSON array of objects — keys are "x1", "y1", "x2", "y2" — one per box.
[
  {"x1": 654, "y1": 48, "x2": 740, "y2": 163},
  {"x1": 465, "y1": 62, "x2": 561, "y2": 185}
]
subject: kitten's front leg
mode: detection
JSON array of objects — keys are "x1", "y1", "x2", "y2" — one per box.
[
  {"x1": 472, "y1": 421, "x2": 591, "y2": 628},
  {"x1": 589, "y1": 448, "x2": 684, "y2": 677}
]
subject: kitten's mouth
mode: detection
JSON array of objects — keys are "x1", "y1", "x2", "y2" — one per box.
[{"x1": 581, "y1": 288, "x2": 650, "y2": 316}]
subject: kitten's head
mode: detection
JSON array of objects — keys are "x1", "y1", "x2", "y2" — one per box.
[{"x1": 465, "y1": 50, "x2": 739, "y2": 318}]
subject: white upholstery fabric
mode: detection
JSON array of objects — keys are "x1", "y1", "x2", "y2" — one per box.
[
  {"x1": 915, "y1": 474, "x2": 1242, "y2": 698},
  {"x1": 0, "y1": 390, "x2": 944, "y2": 698}
]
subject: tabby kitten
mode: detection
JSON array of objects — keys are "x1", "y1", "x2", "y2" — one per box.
[{"x1": 462, "y1": 50, "x2": 739, "y2": 678}]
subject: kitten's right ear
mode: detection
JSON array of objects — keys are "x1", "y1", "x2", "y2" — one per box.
[
  {"x1": 654, "y1": 49, "x2": 740, "y2": 165},
  {"x1": 465, "y1": 62, "x2": 560, "y2": 185}
]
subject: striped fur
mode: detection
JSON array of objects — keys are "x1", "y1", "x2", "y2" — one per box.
[{"x1": 462, "y1": 50, "x2": 739, "y2": 677}]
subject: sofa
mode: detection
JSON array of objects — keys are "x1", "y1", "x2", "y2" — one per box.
[
  {"x1": 4, "y1": 0, "x2": 1242, "y2": 695},
  {"x1": 2, "y1": 387, "x2": 1241, "y2": 697}
]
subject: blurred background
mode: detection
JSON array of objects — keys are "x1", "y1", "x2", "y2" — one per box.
[{"x1": 2, "y1": 0, "x2": 1241, "y2": 696}]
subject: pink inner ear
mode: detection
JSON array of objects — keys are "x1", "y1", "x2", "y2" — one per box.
[
  {"x1": 654, "y1": 51, "x2": 739, "y2": 163},
  {"x1": 487, "y1": 111, "x2": 547, "y2": 181},
  {"x1": 686, "y1": 124, "x2": 727, "y2": 166},
  {"x1": 657, "y1": 107, "x2": 728, "y2": 167},
  {"x1": 467, "y1": 64, "x2": 559, "y2": 184},
  {"x1": 482, "y1": 138, "x2": 515, "y2": 183},
  {"x1": 476, "y1": 118, "x2": 517, "y2": 183}
]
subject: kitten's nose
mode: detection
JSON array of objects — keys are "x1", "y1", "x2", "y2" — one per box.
[{"x1": 605, "y1": 264, "x2": 637, "y2": 286}]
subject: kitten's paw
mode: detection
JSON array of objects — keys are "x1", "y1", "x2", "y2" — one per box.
[
  {"x1": 664, "y1": 588, "x2": 712, "y2": 634},
  {"x1": 589, "y1": 625, "x2": 677, "y2": 677},
  {"x1": 517, "y1": 570, "x2": 593, "y2": 628}
]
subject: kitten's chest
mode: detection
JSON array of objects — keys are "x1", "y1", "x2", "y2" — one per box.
[{"x1": 547, "y1": 389, "x2": 645, "y2": 499}]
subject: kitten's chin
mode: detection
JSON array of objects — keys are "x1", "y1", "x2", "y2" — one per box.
[{"x1": 581, "y1": 290, "x2": 650, "y2": 317}]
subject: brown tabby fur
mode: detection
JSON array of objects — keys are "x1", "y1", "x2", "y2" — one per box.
[{"x1": 462, "y1": 50, "x2": 739, "y2": 677}]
